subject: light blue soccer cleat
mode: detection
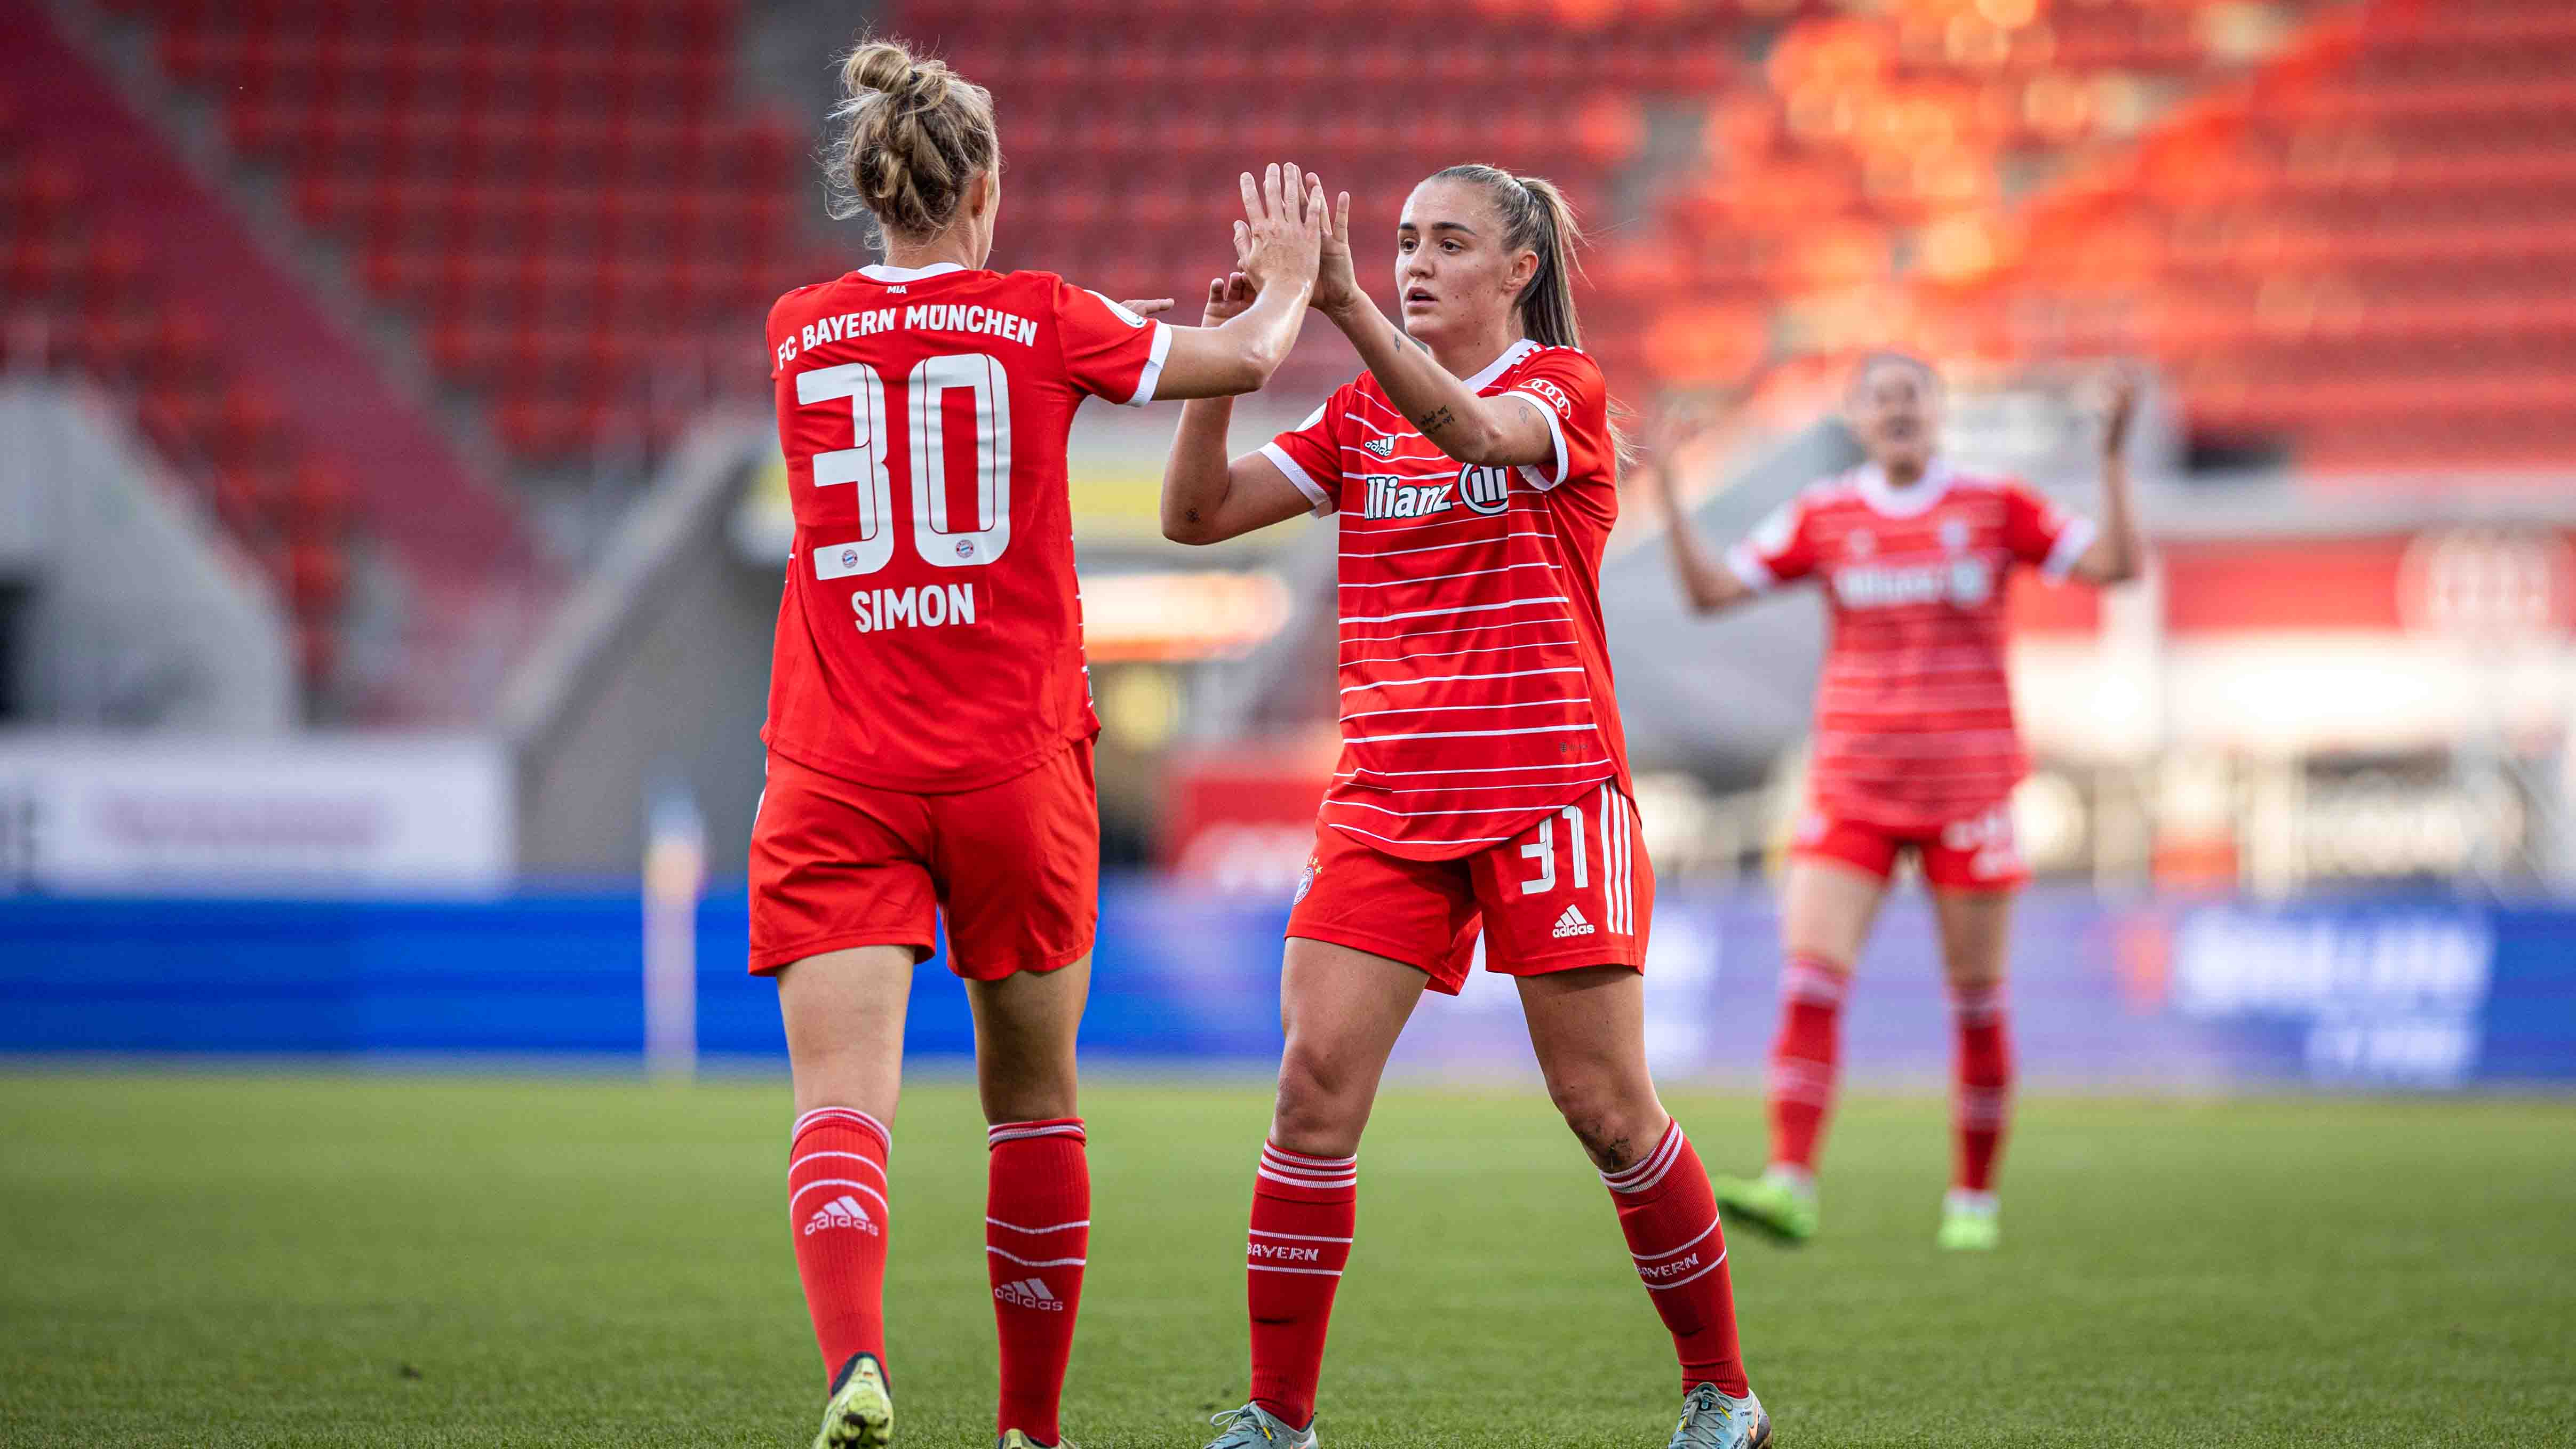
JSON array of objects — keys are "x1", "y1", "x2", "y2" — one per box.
[
  {"x1": 812, "y1": 1351, "x2": 894, "y2": 1449},
  {"x1": 1204, "y1": 1402, "x2": 1317, "y2": 1449},
  {"x1": 1666, "y1": 1383, "x2": 1772, "y2": 1449}
]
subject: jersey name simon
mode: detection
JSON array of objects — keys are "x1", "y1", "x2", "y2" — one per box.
[{"x1": 761, "y1": 261, "x2": 1169, "y2": 793}]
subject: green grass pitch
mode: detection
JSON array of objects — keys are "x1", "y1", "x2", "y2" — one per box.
[{"x1": 3, "y1": 1073, "x2": 2572, "y2": 1447}]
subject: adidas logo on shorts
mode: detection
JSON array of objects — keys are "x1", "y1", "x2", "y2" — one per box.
[
  {"x1": 994, "y1": 1277, "x2": 1065, "y2": 1311},
  {"x1": 1552, "y1": 904, "x2": 1595, "y2": 939},
  {"x1": 803, "y1": 1195, "x2": 880, "y2": 1237}
]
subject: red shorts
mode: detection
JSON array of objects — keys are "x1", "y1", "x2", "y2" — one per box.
[
  {"x1": 1285, "y1": 782, "x2": 1652, "y2": 995},
  {"x1": 1790, "y1": 802, "x2": 2028, "y2": 890},
  {"x1": 747, "y1": 741, "x2": 1099, "y2": 979}
]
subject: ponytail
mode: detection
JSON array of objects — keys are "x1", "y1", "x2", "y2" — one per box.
[
  {"x1": 823, "y1": 36, "x2": 1000, "y2": 243},
  {"x1": 1426, "y1": 164, "x2": 1630, "y2": 466},
  {"x1": 1426, "y1": 164, "x2": 1587, "y2": 348}
]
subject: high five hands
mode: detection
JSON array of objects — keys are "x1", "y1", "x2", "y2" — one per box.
[{"x1": 1203, "y1": 164, "x2": 1339, "y2": 324}]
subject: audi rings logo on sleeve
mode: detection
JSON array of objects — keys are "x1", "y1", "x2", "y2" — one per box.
[{"x1": 1458, "y1": 465, "x2": 1513, "y2": 515}]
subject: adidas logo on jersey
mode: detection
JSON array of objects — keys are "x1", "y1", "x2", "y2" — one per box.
[
  {"x1": 993, "y1": 1278, "x2": 1065, "y2": 1311},
  {"x1": 1552, "y1": 905, "x2": 1596, "y2": 939},
  {"x1": 1363, "y1": 436, "x2": 1397, "y2": 457},
  {"x1": 803, "y1": 1195, "x2": 881, "y2": 1237}
]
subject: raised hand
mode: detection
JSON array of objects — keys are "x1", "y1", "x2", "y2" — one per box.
[
  {"x1": 1639, "y1": 398, "x2": 1719, "y2": 513},
  {"x1": 1310, "y1": 186, "x2": 1361, "y2": 319},
  {"x1": 1235, "y1": 162, "x2": 1323, "y2": 298},
  {"x1": 1644, "y1": 398, "x2": 1717, "y2": 472},
  {"x1": 2091, "y1": 363, "x2": 2140, "y2": 457},
  {"x1": 1200, "y1": 272, "x2": 1255, "y2": 325}
]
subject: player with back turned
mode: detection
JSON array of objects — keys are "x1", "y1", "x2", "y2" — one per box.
[
  {"x1": 752, "y1": 36, "x2": 1329, "y2": 1449},
  {"x1": 1162, "y1": 166, "x2": 1771, "y2": 1449},
  {"x1": 1642, "y1": 356, "x2": 2143, "y2": 1252}
]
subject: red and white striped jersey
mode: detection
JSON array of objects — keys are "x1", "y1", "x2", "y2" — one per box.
[
  {"x1": 1264, "y1": 339, "x2": 1632, "y2": 861},
  {"x1": 1726, "y1": 461, "x2": 2096, "y2": 830},
  {"x1": 761, "y1": 262, "x2": 1169, "y2": 792}
]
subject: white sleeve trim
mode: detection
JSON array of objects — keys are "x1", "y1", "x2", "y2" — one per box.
[
  {"x1": 2040, "y1": 516, "x2": 2098, "y2": 582},
  {"x1": 1119, "y1": 320, "x2": 1174, "y2": 407},
  {"x1": 1259, "y1": 441, "x2": 1337, "y2": 516},
  {"x1": 1501, "y1": 390, "x2": 1569, "y2": 489},
  {"x1": 1724, "y1": 542, "x2": 1778, "y2": 594}
]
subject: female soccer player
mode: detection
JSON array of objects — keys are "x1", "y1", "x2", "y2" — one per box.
[
  {"x1": 1162, "y1": 166, "x2": 1769, "y2": 1449},
  {"x1": 754, "y1": 38, "x2": 1329, "y2": 1449},
  {"x1": 1644, "y1": 356, "x2": 2142, "y2": 1251}
]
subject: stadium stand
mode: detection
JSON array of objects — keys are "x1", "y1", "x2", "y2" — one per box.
[
  {"x1": 894, "y1": 0, "x2": 2568, "y2": 476},
  {"x1": 112, "y1": 0, "x2": 826, "y2": 468},
  {"x1": 887, "y1": 0, "x2": 1734, "y2": 398},
  {"x1": 0, "y1": 101, "x2": 346, "y2": 687},
  {"x1": 3, "y1": 3, "x2": 548, "y2": 718}
]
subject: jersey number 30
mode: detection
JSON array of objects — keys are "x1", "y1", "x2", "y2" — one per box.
[{"x1": 795, "y1": 353, "x2": 1013, "y2": 579}]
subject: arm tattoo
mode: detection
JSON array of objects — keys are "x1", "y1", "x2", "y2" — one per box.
[
  {"x1": 1416, "y1": 405, "x2": 1456, "y2": 436},
  {"x1": 1184, "y1": 507, "x2": 1203, "y2": 525}
]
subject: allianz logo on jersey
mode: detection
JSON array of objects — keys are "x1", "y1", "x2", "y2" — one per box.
[
  {"x1": 1831, "y1": 557, "x2": 1993, "y2": 610},
  {"x1": 1361, "y1": 465, "x2": 1512, "y2": 521}
]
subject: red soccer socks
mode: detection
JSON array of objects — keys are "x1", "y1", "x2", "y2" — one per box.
[
  {"x1": 986, "y1": 1118, "x2": 1090, "y2": 1445},
  {"x1": 1767, "y1": 952, "x2": 1851, "y2": 1175},
  {"x1": 788, "y1": 1107, "x2": 894, "y2": 1378},
  {"x1": 1951, "y1": 981, "x2": 2012, "y2": 1195},
  {"x1": 1245, "y1": 1141, "x2": 1357, "y2": 1429},
  {"x1": 1605, "y1": 1120, "x2": 1751, "y2": 1397}
]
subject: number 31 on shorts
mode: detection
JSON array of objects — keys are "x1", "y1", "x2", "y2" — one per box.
[{"x1": 1515, "y1": 786, "x2": 1639, "y2": 937}]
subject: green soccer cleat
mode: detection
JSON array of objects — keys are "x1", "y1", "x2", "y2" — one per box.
[
  {"x1": 1204, "y1": 1402, "x2": 1317, "y2": 1449},
  {"x1": 1935, "y1": 1191, "x2": 2000, "y2": 1252},
  {"x1": 1711, "y1": 1171, "x2": 1818, "y2": 1245},
  {"x1": 1667, "y1": 1383, "x2": 1772, "y2": 1449},
  {"x1": 813, "y1": 1352, "x2": 894, "y2": 1449}
]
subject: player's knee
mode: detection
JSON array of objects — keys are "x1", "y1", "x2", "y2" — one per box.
[
  {"x1": 976, "y1": 1046, "x2": 1078, "y2": 1125},
  {"x1": 1547, "y1": 1072, "x2": 1662, "y2": 1170},
  {"x1": 1270, "y1": 1043, "x2": 1368, "y2": 1156}
]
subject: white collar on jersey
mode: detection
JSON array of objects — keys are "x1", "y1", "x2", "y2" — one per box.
[
  {"x1": 1459, "y1": 337, "x2": 1539, "y2": 391},
  {"x1": 857, "y1": 261, "x2": 968, "y2": 282},
  {"x1": 1854, "y1": 458, "x2": 1955, "y2": 517}
]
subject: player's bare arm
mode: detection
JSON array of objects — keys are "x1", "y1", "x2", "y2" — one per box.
[
  {"x1": 1311, "y1": 187, "x2": 1557, "y2": 469},
  {"x1": 2064, "y1": 366, "x2": 2147, "y2": 587},
  {"x1": 1644, "y1": 402, "x2": 1758, "y2": 613},
  {"x1": 1162, "y1": 271, "x2": 1320, "y2": 545},
  {"x1": 1151, "y1": 163, "x2": 1327, "y2": 400}
]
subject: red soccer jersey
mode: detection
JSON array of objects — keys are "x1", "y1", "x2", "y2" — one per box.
[
  {"x1": 762, "y1": 262, "x2": 1170, "y2": 791},
  {"x1": 1725, "y1": 460, "x2": 2096, "y2": 830},
  {"x1": 1264, "y1": 338, "x2": 1632, "y2": 861}
]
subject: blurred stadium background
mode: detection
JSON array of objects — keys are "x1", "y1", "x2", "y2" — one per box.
[
  {"x1": 3, "y1": 0, "x2": 2574, "y2": 1442},
  {"x1": 6, "y1": 0, "x2": 2574, "y2": 1080}
]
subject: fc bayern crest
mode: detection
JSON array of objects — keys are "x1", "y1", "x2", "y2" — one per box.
[{"x1": 1293, "y1": 854, "x2": 1320, "y2": 905}]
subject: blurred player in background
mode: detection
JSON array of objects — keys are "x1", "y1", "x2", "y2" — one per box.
[
  {"x1": 753, "y1": 38, "x2": 1327, "y2": 1449},
  {"x1": 1162, "y1": 166, "x2": 1769, "y2": 1449},
  {"x1": 1644, "y1": 357, "x2": 2142, "y2": 1251}
]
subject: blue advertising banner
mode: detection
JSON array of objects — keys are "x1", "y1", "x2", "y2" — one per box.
[{"x1": 3, "y1": 882, "x2": 2571, "y2": 1088}]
